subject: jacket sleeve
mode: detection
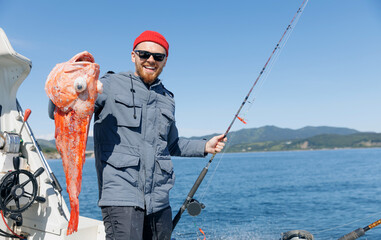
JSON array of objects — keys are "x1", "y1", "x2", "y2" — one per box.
[
  {"x1": 167, "y1": 121, "x2": 207, "y2": 157},
  {"x1": 94, "y1": 76, "x2": 110, "y2": 116},
  {"x1": 48, "y1": 99, "x2": 55, "y2": 120}
]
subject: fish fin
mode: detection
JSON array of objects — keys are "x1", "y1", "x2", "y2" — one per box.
[{"x1": 67, "y1": 198, "x2": 79, "y2": 235}]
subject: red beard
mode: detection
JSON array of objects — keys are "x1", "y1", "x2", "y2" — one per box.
[{"x1": 135, "y1": 62, "x2": 164, "y2": 85}]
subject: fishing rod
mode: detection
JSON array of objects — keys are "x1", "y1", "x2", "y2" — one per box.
[
  {"x1": 172, "y1": 0, "x2": 309, "y2": 231},
  {"x1": 337, "y1": 218, "x2": 381, "y2": 240}
]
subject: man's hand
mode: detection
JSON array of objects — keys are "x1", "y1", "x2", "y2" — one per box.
[{"x1": 205, "y1": 134, "x2": 227, "y2": 154}]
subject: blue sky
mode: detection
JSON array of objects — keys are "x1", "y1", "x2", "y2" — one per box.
[{"x1": 1, "y1": 0, "x2": 380, "y2": 139}]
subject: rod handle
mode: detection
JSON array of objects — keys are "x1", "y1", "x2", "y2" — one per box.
[
  {"x1": 172, "y1": 209, "x2": 182, "y2": 230},
  {"x1": 337, "y1": 228, "x2": 365, "y2": 240}
]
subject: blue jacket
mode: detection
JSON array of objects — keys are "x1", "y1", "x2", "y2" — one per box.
[{"x1": 94, "y1": 71, "x2": 206, "y2": 214}]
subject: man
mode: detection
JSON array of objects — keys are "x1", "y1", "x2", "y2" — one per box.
[{"x1": 93, "y1": 30, "x2": 226, "y2": 240}]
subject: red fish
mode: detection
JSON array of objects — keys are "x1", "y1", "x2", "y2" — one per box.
[{"x1": 45, "y1": 51, "x2": 102, "y2": 235}]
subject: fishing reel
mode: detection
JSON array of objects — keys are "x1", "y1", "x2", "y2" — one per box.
[
  {"x1": 280, "y1": 230, "x2": 314, "y2": 240},
  {"x1": 186, "y1": 199, "x2": 205, "y2": 217}
]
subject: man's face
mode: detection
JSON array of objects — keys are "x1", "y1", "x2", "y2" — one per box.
[{"x1": 131, "y1": 41, "x2": 167, "y2": 85}]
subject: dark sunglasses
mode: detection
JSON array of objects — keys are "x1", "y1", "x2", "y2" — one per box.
[{"x1": 134, "y1": 50, "x2": 166, "y2": 62}]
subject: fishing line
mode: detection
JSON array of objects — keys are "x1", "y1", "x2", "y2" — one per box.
[
  {"x1": 198, "y1": 0, "x2": 309, "y2": 203},
  {"x1": 198, "y1": 133, "x2": 240, "y2": 202},
  {"x1": 239, "y1": 1, "x2": 307, "y2": 123},
  {"x1": 311, "y1": 210, "x2": 381, "y2": 236},
  {"x1": 172, "y1": 0, "x2": 310, "y2": 231},
  {"x1": 193, "y1": 221, "x2": 206, "y2": 240}
]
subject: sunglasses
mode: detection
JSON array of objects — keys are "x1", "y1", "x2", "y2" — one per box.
[{"x1": 134, "y1": 50, "x2": 166, "y2": 62}]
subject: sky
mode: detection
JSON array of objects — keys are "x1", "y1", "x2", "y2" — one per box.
[{"x1": 1, "y1": 0, "x2": 380, "y2": 139}]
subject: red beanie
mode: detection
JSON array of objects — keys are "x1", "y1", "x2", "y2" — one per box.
[{"x1": 133, "y1": 30, "x2": 169, "y2": 56}]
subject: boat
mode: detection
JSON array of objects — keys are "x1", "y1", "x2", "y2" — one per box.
[{"x1": 0, "y1": 28, "x2": 105, "y2": 239}]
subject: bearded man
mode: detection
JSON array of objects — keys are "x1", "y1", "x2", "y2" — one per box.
[{"x1": 94, "y1": 30, "x2": 226, "y2": 240}]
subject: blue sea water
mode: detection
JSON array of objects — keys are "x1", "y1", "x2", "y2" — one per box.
[{"x1": 48, "y1": 148, "x2": 381, "y2": 240}]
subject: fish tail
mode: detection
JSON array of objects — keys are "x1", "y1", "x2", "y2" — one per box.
[{"x1": 67, "y1": 196, "x2": 79, "y2": 235}]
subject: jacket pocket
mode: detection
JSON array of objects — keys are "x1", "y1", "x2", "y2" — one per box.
[
  {"x1": 101, "y1": 144, "x2": 140, "y2": 186},
  {"x1": 156, "y1": 156, "x2": 173, "y2": 174},
  {"x1": 159, "y1": 108, "x2": 175, "y2": 141},
  {"x1": 154, "y1": 155, "x2": 174, "y2": 189},
  {"x1": 114, "y1": 94, "x2": 142, "y2": 127},
  {"x1": 104, "y1": 153, "x2": 140, "y2": 168}
]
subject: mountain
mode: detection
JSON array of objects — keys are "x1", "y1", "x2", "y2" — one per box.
[
  {"x1": 187, "y1": 125, "x2": 359, "y2": 145},
  {"x1": 37, "y1": 139, "x2": 56, "y2": 149},
  {"x1": 226, "y1": 132, "x2": 381, "y2": 152},
  {"x1": 38, "y1": 126, "x2": 379, "y2": 156},
  {"x1": 37, "y1": 136, "x2": 94, "y2": 152}
]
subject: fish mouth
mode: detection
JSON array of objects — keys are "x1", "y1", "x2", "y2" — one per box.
[{"x1": 71, "y1": 51, "x2": 95, "y2": 63}]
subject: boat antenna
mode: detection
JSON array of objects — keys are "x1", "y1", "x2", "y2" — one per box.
[{"x1": 172, "y1": 0, "x2": 310, "y2": 231}]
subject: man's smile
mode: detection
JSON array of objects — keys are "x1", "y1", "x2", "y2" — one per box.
[{"x1": 143, "y1": 65, "x2": 156, "y2": 73}]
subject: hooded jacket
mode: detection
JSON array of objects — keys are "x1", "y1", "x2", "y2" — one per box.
[{"x1": 94, "y1": 71, "x2": 206, "y2": 214}]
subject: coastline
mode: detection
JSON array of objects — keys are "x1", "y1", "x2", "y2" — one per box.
[
  {"x1": 43, "y1": 147, "x2": 381, "y2": 160},
  {"x1": 45, "y1": 151, "x2": 95, "y2": 160}
]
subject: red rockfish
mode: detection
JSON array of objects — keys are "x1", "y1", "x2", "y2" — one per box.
[{"x1": 45, "y1": 51, "x2": 102, "y2": 235}]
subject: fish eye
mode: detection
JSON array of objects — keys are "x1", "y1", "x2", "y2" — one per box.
[{"x1": 74, "y1": 77, "x2": 87, "y2": 93}]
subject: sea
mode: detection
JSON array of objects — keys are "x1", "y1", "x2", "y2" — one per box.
[{"x1": 48, "y1": 148, "x2": 381, "y2": 240}]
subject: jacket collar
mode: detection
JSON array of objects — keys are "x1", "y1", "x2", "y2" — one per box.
[{"x1": 122, "y1": 71, "x2": 162, "y2": 89}]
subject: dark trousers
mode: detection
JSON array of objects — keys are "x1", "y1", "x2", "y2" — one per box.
[{"x1": 101, "y1": 206, "x2": 172, "y2": 240}]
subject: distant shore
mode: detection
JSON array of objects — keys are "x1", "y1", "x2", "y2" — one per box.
[
  {"x1": 43, "y1": 147, "x2": 381, "y2": 160},
  {"x1": 40, "y1": 126, "x2": 381, "y2": 159},
  {"x1": 45, "y1": 151, "x2": 95, "y2": 160}
]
